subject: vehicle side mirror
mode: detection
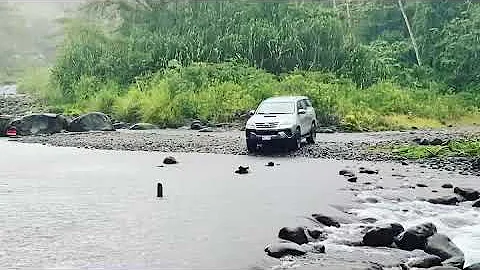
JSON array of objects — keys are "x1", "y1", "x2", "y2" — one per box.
[
  {"x1": 298, "y1": 109, "x2": 306, "y2": 115},
  {"x1": 248, "y1": 110, "x2": 255, "y2": 116}
]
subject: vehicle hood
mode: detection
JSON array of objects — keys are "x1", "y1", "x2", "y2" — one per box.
[{"x1": 246, "y1": 114, "x2": 295, "y2": 126}]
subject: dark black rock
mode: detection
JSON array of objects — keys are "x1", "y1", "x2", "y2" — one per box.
[
  {"x1": 401, "y1": 160, "x2": 409, "y2": 166},
  {"x1": 359, "y1": 168, "x2": 379, "y2": 174},
  {"x1": 339, "y1": 169, "x2": 355, "y2": 177},
  {"x1": 362, "y1": 223, "x2": 404, "y2": 247},
  {"x1": 427, "y1": 195, "x2": 464, "y2": 206},
  {"x1": 307, "y1": 229, "x2": 328, "y2": 241},
  {"x1": 235, "y1": 166, "x2": 249, "y2": 174},
  {"x1": 112, "y1": 122, "x2": 129, "y2": 129},
  {"x1": 430, "y1": 138, "x2": 444, "y2": 146},
  {"x1": 473, "y1": 200, "x2": 480, "y2": 208},
  {"x1": 425, "y1": 234, "x2": 464, "y2": 260},
  {"x1": 129, "y1": 123, "x2": 158, "y2": 130},
  {"x1": 407, "y1": 255, "x2": 442, "y2": 268},
  {"x1": 464, "y1": 263, "x2": 480, "y2": 270},
  {"x1": 417, "y1": 183, "x2": 429, "y2": 188},
  {"x1": 348, "y1": 176, "x2": 358, "y2": 183},
  {"x1": 264, "y1": 242, "x2": 306, "y2": 258},
  {"x1": 278, "y1": 227, "x2": 308, "y2": 245},
  {"x1": 7, "y1": 113, "x2": 68, "y2": 135},
  {"x1": 266, "y1": 162, "x2": 275, "y2": 167},
  {"x1": 68, "y1": 112, "x2": 114, "y2": 132},
  {"x1": 442, "y1": 184, "x2": 453, "y2": 189},
  {"x1": 454, "y1": 187, "x2": 480, "y2": 201},
  {"x1": 163, "y1": 156, "x2": 178, "y2": 165},
  {"x1": 311, "y1": 242, "x2": 326, "y2": 253},
  {"x1": 394, "y1": 223, "x2": 437, "y2": 251},
  {"x1": 360, "y1": 218, "x2": 378, "y2": 224},
  {"x1": 190, "y1": 120, "x2": 204, "y2": 130},
  {"x1": 311, "y1": 214, "x2": 341, "y2": 228}
]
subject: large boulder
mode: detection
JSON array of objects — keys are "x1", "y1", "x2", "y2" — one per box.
[
  {"x1": 362, "y1": 223, "x2": 404, "y2": 247},
  {"x1": 68, "y1": 112, "x2": 114, "y2": 132},
  {"x1": 454, "y1": 187, "x2": 480, "y2": 201},
  {"x1": 278, "y1": 227, "x2": 308, "y2": 245},
  {"x1": 6, "y1": 113, "x2": 68, "y2": 136},
  {"x1": 0, "y1": 115, "x2": 12, "y2": 135},
  {"x1": 394, "y1": 223, "x2": 437, "y2": 251},
  {"x1": 190, "y1": 120, "x2": 205, "y2": 130},
  {"x1": 425, "y1": 234, "x2": 464, "y2": 260},
  {"x1": 264, "y1": 242, "x2": 306, "y2": 258}
]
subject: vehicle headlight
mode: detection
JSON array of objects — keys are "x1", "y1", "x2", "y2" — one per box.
[{"x1": 245, "y1": 122, "x2": 256, "y2": 129}]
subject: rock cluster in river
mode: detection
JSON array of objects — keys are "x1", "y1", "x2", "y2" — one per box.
[{"x1": 428, "y1": 186, "x2": 480, "y2": 208}]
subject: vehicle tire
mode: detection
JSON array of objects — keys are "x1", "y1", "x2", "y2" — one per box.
[
  {"x1": 247, "y1": 140, "x2": 257, "y2": 153},
  {"x1": 306, "y1": 122, "x2": 316, "y2": 144},
  {"x1": 289, "y1": 128, "x2": 302, "y2": 151}
]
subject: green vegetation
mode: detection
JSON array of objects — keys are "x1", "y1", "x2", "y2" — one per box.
[
  {"x1": 12, "y1": 1, "x2": 480, "y2": 130},
  {"x1": 392, "y1": 140, "x2": 480, "y2": 159}
]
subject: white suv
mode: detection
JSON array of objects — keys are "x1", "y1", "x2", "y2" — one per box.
[{"x1": 245, "y1": 96, "x2": 317, "y2": 152}]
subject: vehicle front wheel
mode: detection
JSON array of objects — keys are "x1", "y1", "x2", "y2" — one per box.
[
  {"x1": 306, "y1": 123, "x2": 316, "y2": 144},
  {"x1": 288, "y1": 128, "x2": 301, "y2": 151},
  {"x1": 246, "y1": 140, "x2": 257, "y2": 153}
]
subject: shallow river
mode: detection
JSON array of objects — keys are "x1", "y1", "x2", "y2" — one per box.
[{"x1": 0, "y1": 140, "x2": 478, "y2": 269}]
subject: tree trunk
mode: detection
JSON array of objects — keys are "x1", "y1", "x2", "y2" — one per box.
[{"x1": 398, "y1": 0, "x2": 422, "y2": 66}]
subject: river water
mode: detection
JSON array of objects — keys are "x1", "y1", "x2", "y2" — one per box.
[{"x1": 0, "y1": 140, "x2": 478, "y2": 269}]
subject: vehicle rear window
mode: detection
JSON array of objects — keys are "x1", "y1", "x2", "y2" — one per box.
[{"x1": 257, "y1": 102, "x2": 295, "y2": 114}]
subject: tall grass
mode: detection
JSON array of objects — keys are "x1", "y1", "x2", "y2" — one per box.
[{"x1": 17, "y1": 63, "x2": 480, "y2": 131}]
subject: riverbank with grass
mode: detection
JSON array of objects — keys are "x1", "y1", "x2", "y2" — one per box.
[{"x1": 17, "y1": 63, "x2": 480, "y2": 132}]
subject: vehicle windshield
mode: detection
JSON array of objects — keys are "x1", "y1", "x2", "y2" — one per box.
[{"x1": 256, "y1": 102, "x2": 294, "y2": 115}]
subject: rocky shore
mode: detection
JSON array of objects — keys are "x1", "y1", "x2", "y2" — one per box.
[{"x1": 13, "y1": 126, "x2": 480, "y2": 177}]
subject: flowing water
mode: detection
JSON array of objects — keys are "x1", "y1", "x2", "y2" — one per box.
[{"x1": 0, "y1": 140, "x2": 478, "y2": 269}]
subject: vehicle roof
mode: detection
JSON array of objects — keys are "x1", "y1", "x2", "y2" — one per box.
[{"x1": 262, "y1": 96, "x2": 309, "y2": 103}]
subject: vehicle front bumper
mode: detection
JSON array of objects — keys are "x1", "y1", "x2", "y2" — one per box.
[{"x1": 245, "y1": 128, "x2": 294, "y2": 142}]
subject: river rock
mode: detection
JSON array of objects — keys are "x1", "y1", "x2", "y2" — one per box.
[
  {"x1": 129, "y1": 123, "x2": 158, "y2": 130},
  {"x1": 307, "y1": 229, "x2": 328, "y2": 241},
  {"x1": 442, "y1": 256, "x2": 465, "y2": 269},
  {"x1": 339, "y1": 169, "x2": 356, "y2": 177},
  {"x1": 473, "y1": 200, "x2": 480, "y2": 208},
  {"x1": 235, "y1": 166, "x2": 249, "y2": 174},
  {"x1": 266, "y1": 162, "x2": 275, "y2": 167},
  {"x1": 407, "y1": 255, "x2": 442, "y2": 268},
  {"x1": 278, "y1": 227, "x2": 308, "y2": 245},
  {"x1": 453, "y1": 187, "x2": 480, "y2": 201},
  {"x1": 163, "y1": 156, "x2": 178, "y2": 165},
  {"x1": 348, "y1": 176, "x2": 358, "y2": 183},
  {"x1": 68, "y1": 112, "x2": 114, "y2": 132},
  {"x1": 311, "y1": 214, "x2": 341, "y2": 228},
  {"x1": 0, "y1": 115, "x2": 12, "y2": 135},
  {"x1": 113, "y1": 122, "x2": 129, "y2": 129},
  {"x1": 198, "y1": 127, "x2": 214, "y2": 133},
  {"x1": 394, "y1": 223, "x2": 437, "y2": 251},
  {"x1": 359, "y1": 168, "x2": 379, "y2": 174},
  {"x1": 363, "y1": 223, "x2": 404, "y2": 247},
  {"x1": 442, "y1": 184, "x2": 453, "y2": 189},
  {"x1": 7, "y1": 113, "x2": 68, "y2": 136},
  {"x1": 264, "y1": 242, "x2": 306, "y2": 258},
  {"x1": 427, "y1": 195, "x2": 464, "y2": 206},
  {"x1": 464, "y1": 263, "x2": 480, "y2": 270},
  {"x1": 190, "y1": 120, "x2": 204, "y2": 130},
  {"x1": 425, "y1": 234, "x2": 464, "y2": 260}
]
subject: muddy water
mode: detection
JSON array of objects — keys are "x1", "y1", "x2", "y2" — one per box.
[{"x1": 0, "y1": 140, "x2": 478, "y2": 269}]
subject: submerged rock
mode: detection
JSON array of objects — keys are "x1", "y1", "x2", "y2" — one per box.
[
  {"x1": 427, "y1": 195, "x2": 464, "y2": 206},
  {"x1": 307, "y1": 229, "x2": 328, "y2": 241},
  {"x1": 264, "y1": 242, "x2": 306, "y2": 258},
  {"x1": 311, "y1": 214, "x2": 341, "y2": 228},
  {"x1": 68, "y1": 112, "x2": 114, "y2": 132},
  {"x1": 454, "y1": 187, "x2": 480, "y2": 201},
  {"x1": 363, "y1": 223, "x2": 404, "y2": 247},
  {"x1": 278, "y1": 227, "x2": 308, "y2": 245},
  {"x1": 394, "y1": 223, "x2": 437, "y2": 251}
]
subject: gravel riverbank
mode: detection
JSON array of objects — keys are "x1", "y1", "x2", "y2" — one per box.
[{"x1": 15, "y1": 126, "x2": 480, "y2": 176}]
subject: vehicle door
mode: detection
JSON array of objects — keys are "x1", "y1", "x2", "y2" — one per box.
[{"x1": 296, "y1": 100, "x2": 308, "y2": 135}]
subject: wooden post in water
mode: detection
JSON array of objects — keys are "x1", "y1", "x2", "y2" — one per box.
[{"x1": 157, "y1": 183, "x2": 163, "y2": 198}]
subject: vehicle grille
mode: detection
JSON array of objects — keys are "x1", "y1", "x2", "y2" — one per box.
[{"x1": 255, "y1": 122, "x2": 279, "y2": 129}]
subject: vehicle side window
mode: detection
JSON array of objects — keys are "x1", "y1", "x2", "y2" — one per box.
[
  {"x1": 297, "y1": 101, "x2": 306, "y2": 110},
  {"x1": 305, "y1": 99, "x2": 312, "y2": 107}
]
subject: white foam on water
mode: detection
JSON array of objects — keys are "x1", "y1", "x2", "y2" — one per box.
[{"x1": 350, "y1": 195, "x2": 480, "y2": 267}]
